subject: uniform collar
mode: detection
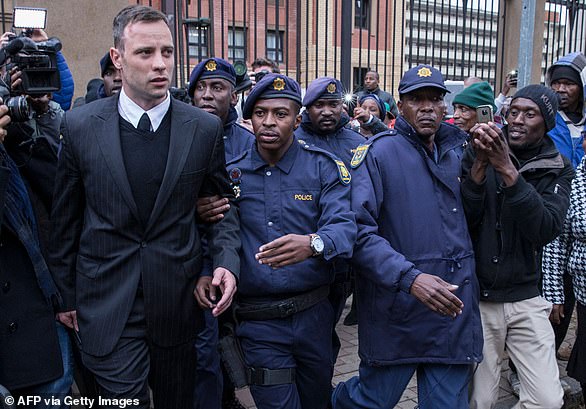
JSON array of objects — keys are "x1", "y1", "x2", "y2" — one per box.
[
  {"x1": 223, "y1": 107, "x2": 239, "y2": 131},
  {"x1": 251, "y1": 135, "x2": 299, "y2": 174},
  {"x1": 395, "y1": 116, "x2": 466, "y2": 157}
]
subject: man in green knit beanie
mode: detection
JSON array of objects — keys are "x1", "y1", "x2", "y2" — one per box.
[{"x1": 452, "y1": 81, "x2": 496, "y2": 133}]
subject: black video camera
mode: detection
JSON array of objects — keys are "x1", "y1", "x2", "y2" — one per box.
[
  {"x1": 5, "y1": 6, "x2": 61, "y2": 95},
  {"x1": 0, "y1": 7, "x2": 62, "y2": 122},
  {"x1": 253, "y1": 69, "x2": 270, "y2": 84},
  {"x1": 4, "y1": 35, "x2": 62, "y2": 96},
  {"x1": 0, "y1": 35, "x2": 62, "y2": 122}
]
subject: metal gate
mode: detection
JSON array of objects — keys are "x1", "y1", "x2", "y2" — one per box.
[
  {"x1": 131, "y1": 0, "x2": 502, "y2": 93},
  {"x1": 0, "y1": 0, "x2": 583, "y2": 95}
]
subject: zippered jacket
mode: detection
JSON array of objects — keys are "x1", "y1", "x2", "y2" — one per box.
[{"x1": 461, "y1": 132, "x2": 574, "y2": 302}]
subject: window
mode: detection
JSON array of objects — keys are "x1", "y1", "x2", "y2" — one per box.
[
  {"x1": 354, "y1": 0, "x2": 370, "y2": 29},
  {"x1": 228, "y1": 27, "x2": 246, "y2": 61},
  {"x1": 187, "y1": 25, "x2": 208, "y2": 59},
  {"x1": 266, "y1": 30, "x2": 284, "y2": 63},
  {"x1": 353, "y1": 67, "x2": 368, "y2": 92}
]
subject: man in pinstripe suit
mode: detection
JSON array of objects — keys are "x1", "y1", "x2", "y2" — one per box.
[{"x1": 48, "y1": 5, "x2": 240, "y2": 408}]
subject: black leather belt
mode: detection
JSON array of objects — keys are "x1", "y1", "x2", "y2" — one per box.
[
  {"x1": 235, "y1": 285, "x2": 330, "y2": 321},
  {"x1": 249, "y1": 367, "x2": 296, "y2": 386}
]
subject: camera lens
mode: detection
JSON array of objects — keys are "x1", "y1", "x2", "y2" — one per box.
[
  {"x1": 482, "y1": 109, "x2": 488, "y2": 115},
  {"x1": 254, "y1": 69, "x2": 270, "y2": 83},
  {"x1": 233, "y1": 60, "x2": 247, "y2": 77},
  {"x1": 6, "y1": 96, "x2": 31, "y2": 122}
]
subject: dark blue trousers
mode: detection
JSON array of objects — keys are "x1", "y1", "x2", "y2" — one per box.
[
  {"x1": 332, "y1": 361, "x2": 473, "y2": 409},
  {"x1": 194, "y1": 309, "x2": 222, "y2": 409},
  {"x1": 237, "y1": 299, "x2": 334, "y2": 409}
]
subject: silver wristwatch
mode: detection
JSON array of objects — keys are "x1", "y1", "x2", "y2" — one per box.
[{"x1": 309, "y1": 233, "x2": 324, "y2": 257}]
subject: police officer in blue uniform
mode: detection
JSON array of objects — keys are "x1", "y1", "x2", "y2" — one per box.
[
  {"x1": 294, "y1": 76, "x2": 364, "y2": 359},
  {"x1": 295, "y1": 77, "x2": 364, "y2": 164},
  {"x1": 188, "y1": 57, "x2": 254, "y2": 409},
  {"x1": 332, "y1": 65, "x2": 483, "y2": 409},
  {"x1": 189, "y1": 58, "x2": 255, "y2": 161},
  {"x1": 216, "y1": 73, "x2": 356, "y2": 409}
]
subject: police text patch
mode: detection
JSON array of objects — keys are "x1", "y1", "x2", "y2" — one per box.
[{"x1": 294, "y1": 194, "x2": 313, "y2": 201}]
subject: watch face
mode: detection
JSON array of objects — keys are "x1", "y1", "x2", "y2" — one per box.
[{"x1": 313, "y1": 236, "x2": 325, "y2": 252}]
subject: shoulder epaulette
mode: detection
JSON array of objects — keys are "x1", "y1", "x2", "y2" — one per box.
[
  {"x1": 300, "y1": 143, "x2": 351, "y2": 186},
  {"x1": 233, "y1": 122, "x2": 255, "y2": 136},
  {"x1": 350, "y1": 129, "x2": 396, "y2": 168},
  {"x1": 226, "y1": 149, "x2": 249, "y2": 166}
]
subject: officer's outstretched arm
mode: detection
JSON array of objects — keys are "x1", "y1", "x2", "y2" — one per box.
[{"x1": 255, "y1": 234, "x2": 313, "y2": 269}]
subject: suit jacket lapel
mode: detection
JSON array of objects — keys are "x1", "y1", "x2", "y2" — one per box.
[
  {"x1": 145, "y1": 99, "x2": 198, "y2": 234},
  {"x1": 94, "y1": 96, "x2": 142, "y2": 224}
]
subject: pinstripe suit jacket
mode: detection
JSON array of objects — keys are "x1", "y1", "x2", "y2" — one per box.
[{"x1": 49, "y1": 95, "x2": 240, "y2": 356}]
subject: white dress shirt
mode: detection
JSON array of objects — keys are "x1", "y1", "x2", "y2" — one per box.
[{"x1": 118, "y1": 87, "x2": 171, "y2": 132}]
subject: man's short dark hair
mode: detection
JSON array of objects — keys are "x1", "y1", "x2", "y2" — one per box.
[
  {"x1": 113, "y1": 5, "x2": 169, "y2": 50},
  {"x1": 366, "y1": 70, "x2": 379, "y2": 80},
  {"x1": 251, "y1": 57, "x2": 280, "y2": 73}
]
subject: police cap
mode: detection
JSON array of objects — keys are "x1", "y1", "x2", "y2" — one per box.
[
  {"x1": 242, "y1": 73, "x2": 302, "y2": 119},
  {"x1": 398, "y1": 64, "x2": 450, "y2": 96},
  {"x1": 188, "y1": 58, "x2": 236, "y2": 97},
  {"x1": 303, "y1": 76, "x2": 343, "y2": 107}
]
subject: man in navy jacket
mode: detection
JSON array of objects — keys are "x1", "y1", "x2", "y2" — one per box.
[{"x1": 332, "y1": 65, "x2": 483, "y2": 409}]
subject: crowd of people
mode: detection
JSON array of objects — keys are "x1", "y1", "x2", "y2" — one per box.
[{"x1": 2, "y1": 4, "x2": 586, "y2": 409}]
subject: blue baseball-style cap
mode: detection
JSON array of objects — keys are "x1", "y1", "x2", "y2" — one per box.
[
  {"x1": 188, "y1": 58, "x2": 236, "y2": 97},
  {"x1": 303, "y1": 77, "x2": 343, "y2": 107},
  {"x1": 99, "y1": 52, "x2": 114, "y2": 77},
  {"x1": 242, "y1": 73, "x2": 302, "y2": 119},
  {"x1": 398, "y1": 64, "x2": 450, "y2": 96}
]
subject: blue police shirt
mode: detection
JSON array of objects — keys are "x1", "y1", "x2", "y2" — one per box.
[
  {"x1": 227, "y1": 137, "x2": 356, "y2": 298},
  {"x1": 224, "y1": 107, "x2": 254, "y2": 161}
]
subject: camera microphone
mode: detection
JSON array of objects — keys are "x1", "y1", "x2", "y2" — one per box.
[{"x1": 0, "y1": 38, "x2": 24, "y2": 65}]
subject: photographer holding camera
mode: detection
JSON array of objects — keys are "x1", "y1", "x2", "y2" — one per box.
[
  {"x1": 0, "y1": 28, "x2": 72, "y2": 408},
  {"x1": 0, "y1": 28, "x2": 64, "y2": 160},
  {"x1": 0, "y1": 28, "x2": 73, "y2": 112}
]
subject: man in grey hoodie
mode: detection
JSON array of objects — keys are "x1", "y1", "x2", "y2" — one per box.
[{"x1": 546, "y1": 52, "x2": 586, "y2": 168}]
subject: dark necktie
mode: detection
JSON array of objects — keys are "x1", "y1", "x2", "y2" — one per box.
[{"x1": 138, "y1": 113, "x2": 151, "y2": 131}]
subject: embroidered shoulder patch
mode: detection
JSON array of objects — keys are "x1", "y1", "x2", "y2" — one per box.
[
  {"x1": 335, "y1": 160, "x2": 351, "y2": 185},
  {"x1": 350, "y1": 144, "x2": 371, "y2": 168},
  {"x1": 229, "y1": 168, "x2": 242, "y2": 198}
]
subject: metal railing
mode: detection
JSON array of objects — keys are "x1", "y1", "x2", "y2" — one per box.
[
  {"x1": 142, "y1": 0, "x2": 513, "y2": 92},
  {"x1": 543, "y1": 1, "x2": 586, "y2": 78},
  {"x1": 0, "y1": 0, "x2": 583, "y2": 94}
]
